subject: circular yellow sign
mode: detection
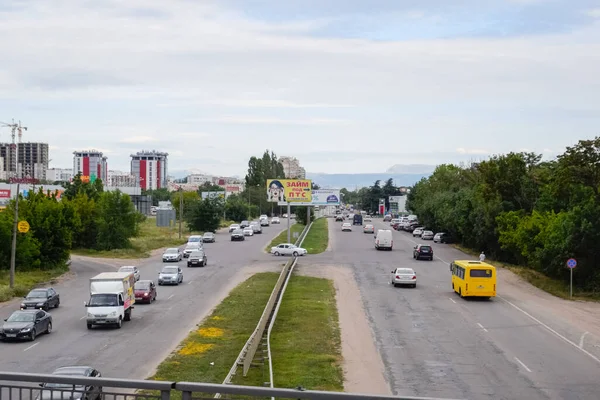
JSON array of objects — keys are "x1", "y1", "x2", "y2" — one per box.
[{"x1": 17, "y1": 221, "x2": 30, "y2": 233}]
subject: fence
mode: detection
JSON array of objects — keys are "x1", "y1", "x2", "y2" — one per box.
[{"x1": 0, "y1": 372, "x2": 460, "y2": 400}]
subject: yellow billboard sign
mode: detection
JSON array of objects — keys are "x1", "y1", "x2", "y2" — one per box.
[{"x1": 266, "y1": 179, "x2": 312, "y2": 203}]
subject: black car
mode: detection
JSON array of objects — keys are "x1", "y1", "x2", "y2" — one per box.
[
  {"x1": 37, "y1": 366, "x2": 103, "y2": 400},
  {"x1": 0, "y1": 309, "x2": 52, "y2": 341},
  {"x1": 21, "y1": 288, "x2": 60, "y2": 311},
  {"x1": 231, "y1": 229, "x2": 245, "y2": 241},
  {"x1": 413, "y1": 244, "x2": 434, "y2": 261},
  {"x1": 187, "y1": 250, "x2": 208, "y2": 267}
]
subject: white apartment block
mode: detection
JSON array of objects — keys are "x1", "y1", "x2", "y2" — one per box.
[
  {"x1": 279, "y1": 156, "x2": 306, "y2": 179},
  {"x1": 188, "y1": 174, "x2": 214, "y2": 185},
  {"x1": 46, "y1": 168, "x2": 73, "y2": 182},
  {"x1": 0, "y1": 156, "x2": 5, "y2": 180},
  {"x1": 107, "y1": 170, "x2": 138, "y2": 187}
]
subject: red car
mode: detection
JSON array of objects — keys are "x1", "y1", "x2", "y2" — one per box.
[{"x1": 134, "y1": 280, "x2": 157, "y2": 303}]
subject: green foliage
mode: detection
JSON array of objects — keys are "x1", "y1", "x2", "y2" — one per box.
[
  {"x1": 62, "y1": 173, "x2": 104, "y2": 201},
  {"x1": 224, "y1": 194, "x2": 255, "y2": 221},
  {"x1": 95, "y1": 190, "x2": 139, "y2": 251},
  {"x1": 144, "y1": 188, "x2": 171, "y2": 206},
  {"x1": 407, "y1": 140, "x2": 600, "y2": 292},
  {"x1": 340, "y1": 179, "x2": 405, "y2": 214},
  {"x1": 293, "y1": 206, "x2": 314, "y2": 225},
  {"x1": 170, "y1": 190, "x2": 200, "y2": 217},
  {"x1": 186, "y1": 198, "x2": 223, "y2": 233}
]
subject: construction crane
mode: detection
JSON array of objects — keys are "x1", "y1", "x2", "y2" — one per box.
[{"x1": 0, "y1": 119, "x2": 27, "y2": 179}]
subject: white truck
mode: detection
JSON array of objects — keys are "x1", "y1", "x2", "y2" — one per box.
[{"x1": 85, "y1": 272, "x2": 136, "y2": 329}]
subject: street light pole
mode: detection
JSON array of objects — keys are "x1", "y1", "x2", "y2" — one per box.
[
  {"x1": 178, "y1": 188, "x2": 183, "y2": 239},
  {"x1": 9, "y1": 183, "x2": 20, "y2": 288}
]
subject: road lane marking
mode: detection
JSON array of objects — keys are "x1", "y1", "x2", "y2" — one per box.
[
  {"x1": 514, "y1": 357, "x2": 532, "y2": 372},
  {"x1": 168, "y1": 294, "x2": 174, "y2": 300},
  {"x1": 449, "y1": 298, "x2": 456, "y2": 304},
  {"x1": 24, "y1": 343, "x2": 39, "y2": 352},
  {"x1": 188, "y1": 281, "x2": 193, "y2": 285},
  {"x1": 80, "y1": 316, "x2": 86, "y2": 320},
  {"x1": 477, "y1": 323, "x2": 488, "y2": 332},
  {"x1": 579, "y1": 331, "x2": 590, "y2": 349},
  {"x1": 500, "y1": 296, "x2": 600, "y2": 365}
]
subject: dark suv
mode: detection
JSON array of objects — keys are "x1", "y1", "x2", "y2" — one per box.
[{"x1": 413, "y1": 244, "x2": 434, "y2": 261}]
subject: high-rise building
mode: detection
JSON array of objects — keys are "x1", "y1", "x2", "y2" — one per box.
[
  {"x1": 0, "y1": 155, "x2": 5, "y2": 180},
  {"x1": 0, "y1": 142, "x2": 49, "y2": 180},
  {"x1": 46, "y1": 168, "x2": 73, "y2": 182},
  {"x1": 130, "y1": 150, "x2": 168, "y2": 190},
  {"x1": 107, "y1": 170, "x2": 138, "y2": 187},
  {"x1": 73, "y1": 150, "x2": 108, "y2": 182},
  {"x1": 279, "y1": 156, "x2": 306, "y2": 179}
]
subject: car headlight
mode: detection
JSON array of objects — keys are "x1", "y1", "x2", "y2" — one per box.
[
  {"x1": 109, "y1": 311, "x2": 117, "y2": 317},
  {"x1": 87, "y1": 312, "x2": 94, "y2": 317},
  {"x1": 20, "y1": 303, "x2": 26, "y2": 308},
  {"x1": 144, "y1": 292, "x2": 148, "y2": 296},
  {"x1": 20, "y1": 327, "x2": 31, "y2": 332}
]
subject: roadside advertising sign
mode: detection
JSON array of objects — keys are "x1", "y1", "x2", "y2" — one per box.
[
  {"x1": 277, "y1": 189, "x2": 340, "y2": 206},
  {"x1": 201, "y1": 191, "x2": 226, "y2": 200},
  {"x1": 266, "y1": 179, "x2": 312, "y2": 203},
  {"x1": 0, "y1": 189, "x2": 10, "y2": 199}
]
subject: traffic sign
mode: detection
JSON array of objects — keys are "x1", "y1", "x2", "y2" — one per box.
[
  {"x1": 17, "y1": 221, "x2": 30, "y2": 233},
  {"x1": 567, "y1": 258, "x2": 577, "y2": 269}
]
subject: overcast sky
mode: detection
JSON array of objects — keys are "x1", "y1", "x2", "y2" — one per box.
[{"x1": 0, "y1": 0, "x2": 599, "y2": 176}]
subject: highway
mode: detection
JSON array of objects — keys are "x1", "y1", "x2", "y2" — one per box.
[
  {"x1": 0, "y1": 224, "x2": 286, "y2": 380},
  {"x1": 311, "y1": 217, "x2": 600, "y2": 400}
]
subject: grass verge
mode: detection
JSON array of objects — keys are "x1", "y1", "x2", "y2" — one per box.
[
  {"x1": 265, "y1": 223, "x2": 305, "y2": 252},
  {"x1": 0, "y1": 266, "x2": 69, "y2": 303},
  {"x1": 452, "y1": 244, "x2": 600, "y2": 302},
  {"x1": 71, "y1": 217, "x2": 193, "y2": 259},
  {"x1": 144, "y1": 272, "x2": 279, "y2": 393},
  {"x1": 235, "y1": 274, "x2": 343, "y2": 391},
  {"x1": 300, "y1": 218, "x2": 329, "y2": 254}
]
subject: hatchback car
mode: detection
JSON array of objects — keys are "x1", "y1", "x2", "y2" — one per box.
[
  {"x1": 118, "y1": 266, "x2": 140, "y2": 281},
  {"x1": 162, "y1": 247, "x2": 182, "y2": 262},
  {"x1": 158, "y1": 266, "x2": 183, "y2": 285},
  {"x1": 187, "y1": 250, "x2": 207, "y2": 267},
  {"x1": 413, "y1": 244, "x2": 434, "y2": 260},
  {"x1": 37, "y1": 366, "x2": 102, "y2": 400},
  {"x1": 390, "y1": 268, "x2": 417, "y2": 288},
  {"x1": 421, "y1": 230, "x2": 434, "y2": 240},
  {"x1": 20, "y1": 288, "x2": 60, "y2": 311},
  {"x1": 0, "y1": 309, "x2": 52, "y2": 341},
  {"x1": 363, "y1": 224, "x2": 375, "y2": 234},
  {"x1": 134, "y1": 280, "x2": 157, "y2": 303},
  {"x1": 341, "y1": 222, "x2": 352, "y2": 231},
  {"x1": 202, "y1": 232, "x2": 216, "y2": 243}
]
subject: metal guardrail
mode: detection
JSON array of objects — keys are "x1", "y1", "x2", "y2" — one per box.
[
  {"x1": 216, "y1": 223, "x2": 312, "y2": 397},
  {"x1": 0, "y1": 372, "x2": 461, "y2": 400}
]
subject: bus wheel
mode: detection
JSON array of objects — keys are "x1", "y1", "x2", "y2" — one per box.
[{"x1": 458, "y1": 288, "x2": 463, "y2": 297}]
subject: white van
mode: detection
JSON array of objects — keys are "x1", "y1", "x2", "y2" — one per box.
[{"x1": 375, "y1": 229, "x2": 393, "y2": 250}]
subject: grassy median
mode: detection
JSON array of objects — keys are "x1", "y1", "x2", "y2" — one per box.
[
  {"x1": 265, "y1": 223, "x2": 304, "y2": 251},
  {"x1": 146, "y1": 272, "x2": 279, "y2": 387},
  {"x1": 234, "y1": 274, "x2": 343, "y2": 390},
  {"x1": 0, "y1": 266, "x2": 69, "y2": 302},
  {"x1": 300, "y1": 218, "x2": 329, "y2": 254}
]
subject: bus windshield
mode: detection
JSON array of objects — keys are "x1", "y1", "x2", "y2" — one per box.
[{"x1": 470, "y1": 269, "x2": 492, "y2": 278}]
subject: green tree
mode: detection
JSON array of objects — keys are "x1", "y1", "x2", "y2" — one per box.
[
  {"x1": 63, "y1": 173, "x2": 104, "y2": 201},
  {"x1": 171, "y1": 190, "x2": 200, "y2": 218},
  {"x1": 95, "y1": 190, "x2": 139, "y2": 250},
  {"x1": 292, "y1": 206, "x2": 314, "y2": 225},
  {"x1": 186, "y1": 198, "x2": 223, "y2": 233},
  {"x1": 0, "y1": 208, "x2": 41, "y2": 271},
  {"x1": 144, "y1": 188, "x2": 172, "y2": 206}
]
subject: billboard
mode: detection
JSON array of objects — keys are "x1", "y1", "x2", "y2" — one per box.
[
  {"x1": 201, "y1": 191, "x2": 225, "y2": 200},
  {"x1": 277, "y1": 190, "x2": 339, "y2": 206},
  {"x1": 388, "y1": 196, "x2": 402, "y2": 203},
  {"x1": 0, "y1": 189, "x2": 10, "y2": 199},
  {"x1": 266, "y1": 179, "x2": 312, "y2": 203}
]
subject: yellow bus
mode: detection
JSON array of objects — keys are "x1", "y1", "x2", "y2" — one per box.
[{"x1": 450, "y1": 260, "x2": 496, "y2": 298}]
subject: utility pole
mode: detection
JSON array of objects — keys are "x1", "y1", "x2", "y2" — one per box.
[
  {"x1": 286, "y1": 202, "x2": 291, "y2": 243},
  {"x1": 10, "y1": 183, "x2": 20, "y2": 288},
  {"x1": 247, "y1": 186, "x2": 251, "y2": 219},
  {"x1": 178, "y1": 188, "x2": 183, "y2": 239}
]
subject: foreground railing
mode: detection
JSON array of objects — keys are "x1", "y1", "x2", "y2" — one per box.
[{"x1": 0, "y1": 372, "x2": 461, "y2": 400}]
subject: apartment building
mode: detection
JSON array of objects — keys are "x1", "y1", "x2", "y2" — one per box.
[
  {"x1": 279, "y1": 156, "x2": 306, "y2": 179},
  {"x1": 46, "y1": 168, "x2": 73, "y2": 182},
  {"x1": 0, "y1": 142, "x2": 49, "y2": 180},
  {"x1": 107, "y1": 170, "x2": 138, "y2": 187},
  {"x1": 73, "y1": 150, "x2": 108, "y2": 182},
  {"x1": 130, "y1": 150, "x2": 168, "y2": 191}
]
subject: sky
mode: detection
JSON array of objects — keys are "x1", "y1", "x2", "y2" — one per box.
[{"x1": 0, "y1": 0, "x2": 599, "y2": 177}]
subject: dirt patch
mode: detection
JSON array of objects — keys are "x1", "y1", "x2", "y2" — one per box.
[{"x1": 294, "y1": 263, "x2": 390, "y2": 395}]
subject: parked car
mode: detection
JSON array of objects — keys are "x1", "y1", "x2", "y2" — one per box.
[
  {"x1": 433, "y1": 232, "x2": 454, "y2": 243},
  {"x1": 134, "y1": 280, "x2": 157, "y2": 303},
  {"x1": 390, "y1": 268, "x2": 417, "y2": 288},
  {"x1": 363, "y1": 224, "x2": 375, "y2": 234},
  {"x1": 202, "y1": 232, "x2": 216, "y2": 243},
  {"x1": 231, "y1": 229, "x2": 245, "y2": 241},
  {"x1": 413, "y1": 244, "x2": 434, "y2": 260},
  {"x1": 229, "y1": 224, "x2": 240, "y2": 233},
  {"x1": 37, "y1": 366, "x2": 103, "y2": 400},
  {"x1": 20, "y1": 288, "x2": 60, "y2": 311},
  {"x1": 118, "y1": 266, "x2": 140, "y2": 281},
  {"x1": 412, "y1": 227, "x2": 425, "y2": 237},
  {"x1": 341, "y1": 222, "x2": 352, "y2": 231},
  {"x1": 270, "y1": 243, "x2": 308, "y2": 256},
  {"x1": 421, "y1": 230, "x2": 434, "y2": 240},
  {"x1": 158, "y1": 266, "x2": 183, "y2": 285},
  {"x1": 187, "y1": 249, "x2": 207, "y2": 267},
  {"x1": 0, "y1": 309, "x2": 52, "y2": 341},
  {"x1": 162, "y1": 247, "x2": 183, "y2": 262}
]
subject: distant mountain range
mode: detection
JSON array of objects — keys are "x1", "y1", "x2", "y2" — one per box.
[{"x1": 306, "y1": 172, "x2": 431, "y2": 189}]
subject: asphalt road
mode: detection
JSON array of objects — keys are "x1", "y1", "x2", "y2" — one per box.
[
  {"x1": 0, "y1": 223, "x2": 288, "y2": 380},
  {"x1": 312, "y1": 217, "x2": 600, "y2": 400}
]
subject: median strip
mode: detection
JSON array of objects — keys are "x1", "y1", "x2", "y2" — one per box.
[
  {"x1": 299, "y1": 217, "x2": 329, "y2": 254},
  {"x1": 265, "y1": 223, "x2": 304, "y2": 252}
]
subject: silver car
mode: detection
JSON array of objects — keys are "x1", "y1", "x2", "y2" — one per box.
[
  {"x1": 183, "y1": 243, "x2": 202, "y2": 258},
  {"x1": 162, "y1": 247, "x2": 182, "y2": 262},
  {"x1": 158, "y1": 266, "x2": 183, "y2": 285},
  {"x1": 229, "y1": 224, "x2": 240, "y2": 233},
  {"x1": 391, "y1": 267, "x2": 417, "y2": 288},
  {"x1": 421, "y1": 230, "x2": 434, "y2": 240},
  {"x1": 412, "y1": 227, "x2": 424, "y2": 237},
  {"x1": 118, "y1": 266, "x2": 140, "y2": 281}
]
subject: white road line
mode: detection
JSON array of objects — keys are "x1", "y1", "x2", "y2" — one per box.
[
  {"x1": 449, "y1": 298, "x2": 456, "y2": 304},
  {"x1": 80, "y1": 316, "x2": 86, "y2": 320},
  {"x1": 477, "y1": 323, "x2": 489, "y2": 332},
  {"x1": 167, "y1": 294, "x2": 174, "y2": 300},
  {"x1": 514, "y1": 357, "x2": 532, "y2": 372},
  {"x1": 23, "y1": 343, "x2": 39, "y2": 352},
  {"x1": 579, "y1": 331, "x2": 590, "y2": 349},
  {"x1": 500, "y1": 296, "x2": 600, "y2": 365},
  {"x1": 188, "y1": 281, "x2": 193, "y2": 285}
]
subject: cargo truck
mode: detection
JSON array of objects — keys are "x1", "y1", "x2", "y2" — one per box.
[{"x1": 85, "y1": 272, "x2": 135, "y2": 329}]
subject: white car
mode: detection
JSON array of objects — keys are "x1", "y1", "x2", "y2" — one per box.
[
  {"x1": 162, "y1": 247, "x2": 182, "y2": 262},
  {"x1": 271, "y1": 217, "x2": 280, "y2": 224},
  {"x1": 243, "y1": 227, "x2": 254, "y2": 236},
  {"x1": 229, "y1": 224, "x2": 240, "y2": 233},
  {"x1": 364, "y1": 216, "x2": 372, "y2": 222},
  {"x1": 390, "y1": 267, "x2": 417, "y2": 288},
  {"x1": 118, "y1": 265, "x2": 140, "y2": 282},
  {"x1": 421, "y1": 230, "x2": 434, "y2": 240},
  {"x1": 412, "y1": 227, "x2": 424, "y2": 237},
  {"x1": 270, "y1": 243, "x2": 308, "y2": 257},
  {"x1": 341, "y1": 222, "x2": 352, "y2": 231}
]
